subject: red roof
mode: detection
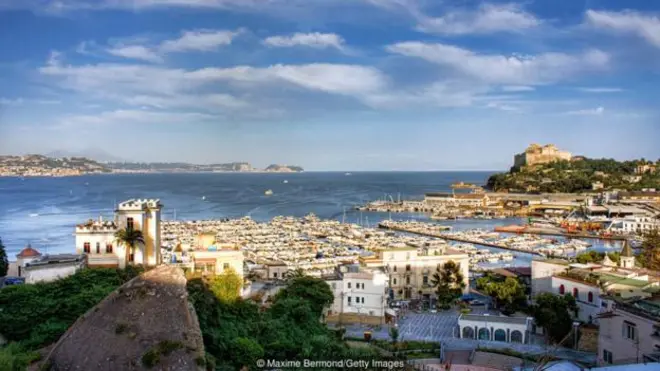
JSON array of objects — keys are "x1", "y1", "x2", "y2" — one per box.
[{"x1": 17, "y1": 245, "x2": 42, "y2": 258}]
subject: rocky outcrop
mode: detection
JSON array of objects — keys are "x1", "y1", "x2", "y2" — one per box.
[{"x1": 39, "y1": 266, "x2": 205, "y2": 371}]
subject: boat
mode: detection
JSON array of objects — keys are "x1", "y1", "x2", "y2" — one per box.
[
  {"x1": 283, "y1": 180, "x2": 289, "y2": 184},
  {"x1": 345, "y1": 173, "x2": 352, "y2": 176},
  {"x1": 202, "y1": 196, "x2": 206, "y2": 200},
  {"x1": 265, "y1": 189, "x2": 273, "y2": 196}
]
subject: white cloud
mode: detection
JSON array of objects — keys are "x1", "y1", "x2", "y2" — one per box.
[
  {"x1": 486, "y1": 102, "x2": 520, "y2": 112},
  {"x1": 263, "y1": 32, "x2": 346, "y2": 51},
  {"x1": 59, "y1": 109, "x2": 218, "y2": 127},
  {"x1": 160, "y1": 29, "x2": 241, "y2": 53},
  {"x1": 577, "y1": 87, "x2": 623, "y2": 93},
  {"x1": 586, "y1": 9, "x2": 660, "y2": 48},
  {"x1": 566, "y1": 106, "x2": 605, "y2": 115},
  {"x1": 107, "y1": 45, "x2": 164, "y2": 63},
  {"x1": 386, "y1": 42, "x2": 609, "y2": 85},
  {"x1": 501, "y1": 85, "x2": 535, "y2": 92},
  {"x1": 417, "y1": 3, "x2": 540, "y2": 35}
]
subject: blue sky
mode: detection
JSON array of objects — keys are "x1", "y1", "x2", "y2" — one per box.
[{"x1": 0, "y1": 0, "x2": 659, "y2": 170}]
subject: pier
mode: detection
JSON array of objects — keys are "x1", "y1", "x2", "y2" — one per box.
[
  {"x1": 378, "y1": 223, "x2": 544, "y2": 256},
  {"x1": 494, "y1": 225, "x2": 626, "y2": 241}
]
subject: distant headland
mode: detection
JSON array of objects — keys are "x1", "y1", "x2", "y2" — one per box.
[{"x1": 0, "y1": 154, "x2": 304, "y2": 177}]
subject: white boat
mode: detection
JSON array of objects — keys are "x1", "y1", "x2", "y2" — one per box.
[
  {"x1": 345, "y1": 173, "x2": 352, "y2": 176},
  {"x1": 265, "y1": 189, "x2": 273, "y2": 196},
  {"x1": 202, "y1": 196, "x2": 206, "y2": 200},
  {"x1": 283, "y1": 180, "x2": 289, "y2": 184}
]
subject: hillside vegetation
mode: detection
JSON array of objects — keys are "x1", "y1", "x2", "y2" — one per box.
[
  {"x1": 487, "y1": 158, "x2": 660, "y2": 193},
  {"x1": 0, "y1": 267, "x2": 143, "y2": 370}
]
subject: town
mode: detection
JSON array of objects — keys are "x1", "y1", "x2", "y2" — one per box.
[{"x1": 1, "y1": 144, "x2": 659, "y2": 371}]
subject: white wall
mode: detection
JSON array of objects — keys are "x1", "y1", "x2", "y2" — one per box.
[
  {"x1": 531, "y1": 260, "x2": 569, "y2": 297},
  {"x1": 551, "y1": 276, "x2": 602, "y2": 323},
  {"x1": 327, "y1": 272, "x2": 388, "y2": 317},
  {"x1": 75, "y1": 230, "x2": 124, "y2": 268},
  {"x1": 25, "y1": 264, "x2": 82, "y2": 284}
]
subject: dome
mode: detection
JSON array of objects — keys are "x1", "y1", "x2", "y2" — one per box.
[{"x1": 17, "y1": 244, "x2": 42, "y2": 258}]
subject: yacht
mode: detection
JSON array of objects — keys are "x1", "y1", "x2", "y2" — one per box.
[{"x1": 265, "y1": 189, "x2": 274, "y2": 196}]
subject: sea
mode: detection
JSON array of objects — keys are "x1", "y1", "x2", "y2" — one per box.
[{"x1": 0, "y1": 171, "x2": 623, "y2": 265}]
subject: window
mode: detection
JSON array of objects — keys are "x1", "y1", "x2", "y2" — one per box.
[
  {"x1": 83, "y1": 242, "x2": 90, "y2": 253},
  {"x1": 129, "y1": 252, "x2": 134, "y2": 262},
  {"x1": 588, "y1": 292, "x2": 594, "y2": 303},
  {"x1": 393, "y1": 266, "x2": 397, "y2": 272},
  {"x1": 406, "y1": 276, "x2": 410, "y2": 285},
  {"x1": 603, "y1": 349, "x2": 613, "y2": 364},
  {"x1": 96, "y1": 242, "x2": 100, "y2": 254},
  {"x1": 273, "y1": 272, "x2": 278, "y2": 278},
  {"x1": 559, "y1": 284, "x2": 565, "y2": 295},
  {"x1": 127, "y1": 217, "x2": 134, "y2": 230},
  {"x1": 423, "y1": 276, "x2": 429, "y2": 285},
  {"x1": 624, "y1": 322, "x2": 637, "y2": 341},
  {"x1": 406, "y1": 264, "x2": 411, "y2": 272},
  {"x1": 348, "y1": 282, "x2": 352, "y2": 289},
  {"x1": 106, "y1": 243, "x2": 113, "y2": 253},
  {"x1": 393, "y1": 278, "x2": 397, "y2": 285},
  {"x1": 347, "y1": 296, "x2": 352, "y2": 306},
  {"x1": 573, "y1": 288, "x2": 579, "y2": 299},
  {"x1": 223, "y1": 263, "x2": 229, "y2": 270}
]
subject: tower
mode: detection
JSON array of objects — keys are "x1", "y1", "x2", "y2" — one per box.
[
  {"x1": 620, "y1": 241, "x2": 635, "y2": 269},
  {"x1": 115, "y1": 199, "x2": 162, "y2": 266}
]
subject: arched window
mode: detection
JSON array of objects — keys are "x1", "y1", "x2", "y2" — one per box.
[
  {"x1": 588, "y1": 292, "x2": 594, "y2": 303},
  {"x1": 559, "y1": 284, "x2": 565, "y2": 295},
  {"x1": 478, "y1": 328, "x2": 490, "y2": 341},
  {"x1": 462, "y1": 327, "x2": 474, "y2": 339},
  {"x1": 573, "y1": 288, "x2": 579, "y2": 299},
  {"x1": 510, "y1": 330, "x2": 523, "y2": 343},
  {"x1": 494, "y1": 329, "x2": 506, "y2": 342}
]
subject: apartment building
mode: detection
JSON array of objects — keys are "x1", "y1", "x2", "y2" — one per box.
[{"x1": 325, "y1": 264, "x2": 388, "y2": 325}]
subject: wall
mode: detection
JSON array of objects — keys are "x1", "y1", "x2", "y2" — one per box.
[
  {"x1": 24, "y1": 264, "x2": 82, "y2": 284},
  {"x1": 192, "y1": 250, "x2": 244, "y2": 279},
  {"x1": 75, "y1": 231, "x2": 124, "y2": 269},
  {"x1": 551, "y1": 276, "x2": 602, "y2": 323},
  {"x1": 531, "y1": 260, "x2": 569, "y2": 298},
  {"x1": 340, "y1": 273, "x2": 387, "y2": 317},
  {"x1": 598, "y1": 305, "x2": 660, "y2": 365}
]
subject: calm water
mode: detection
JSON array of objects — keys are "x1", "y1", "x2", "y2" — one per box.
[{"x1": 0, "y1": 171, "x2": 622, "y2": 262}]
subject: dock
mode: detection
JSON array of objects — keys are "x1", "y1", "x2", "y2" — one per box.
[
  {"x1": 378, "y1": 223, "x2": 543, "y2": 256},
  {"x1": 494, "y1": 225, "x2": 626, "y2": 241}
]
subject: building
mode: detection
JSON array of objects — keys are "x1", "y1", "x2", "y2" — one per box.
[
  {"x1": 593, "y1": 182, "x2": 605, "y2": 191},
  {"x1": 325, "y1": 264, "x2": 388, "y2": 324},
  {"x1": 75, "y1": 199, "x2": 163, "y2": 268},
  {"x1": 531, "y1": 259, "x2": 571, "y2": 298},
  {"x1": 635, "y1": 163, "x2": 657, "y2": 175},
  {"x1": 424, "y1": 192, "x2": 490, "y2": 207},
  {"x1": 611, "y1": 217, "x2": 660, "y2": 235},
  {"x1": 23, "y1": 254, "x2": 86, "y2": 284},
  {"x1": 15, "y1": 244, "x2": 43, "y2": 277},
  {"x1": 513, "y1": 144, "x2": 572, "y2": 169},
  {"x1": 458, "y1": 314, "x2": 533, "y2": 343},
  {"x1": 597, "y1": 295, "x2": 660, "y2": 366},
  {"x1": 361, "y1": 246, "x2": 469, "y2": 302},
  {"x1": 189, "y1": 248, "x2": 244, "y2": 279},
  {"x1": 618, "y1": 191, "x2": 660, "y2": 203}
]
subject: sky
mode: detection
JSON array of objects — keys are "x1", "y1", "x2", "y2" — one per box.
[{"x1": 0, "y1": 0, "x2": 659, "y2": 171}]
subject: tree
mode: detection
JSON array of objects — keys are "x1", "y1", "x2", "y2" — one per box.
[
  {"x1": 637, "y1": 229, "x2": 660, "y2": 270},
  {"x1": 114, "y1": 227, "x2": 145, "y2": 264},
  {"x1": 230, "y1": 337, "x2": 264, "y2": 370},
  {"x1": 284, "y1": 268, "x2": 306, "y2": 282},
  {"x1": 531, "y1": 293, "x2": 578, "y2": 345},
  {"x1": 0, "y1": 237, "x2": 8, "y2": 277},
  {"x1": 275, "y1": 276, "x2": 334, "y2": 316},
  {"x1": 476, "y1": 275, "x2": 526, "y2": 315},
  {"x1": 431, "y1": 260, "x2": 465, "y2": 310},
  {"x1": 209, "y1": 267, "x2": 243, "y2": 303},
  {"x1": 389, "y1": 326, "x2": 399, "y2": 345}
]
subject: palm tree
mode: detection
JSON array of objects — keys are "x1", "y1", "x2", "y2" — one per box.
[
  {"x1": 284, "y1": 268, "x2": 306, "y2": 282},
  {"x1": 114, "y1": 227, "x2": 145, "y2": 265}
]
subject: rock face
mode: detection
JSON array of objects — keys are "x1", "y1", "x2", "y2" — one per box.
[{"x1": 40, "y1": 266, "x2": 205, "y2": 371}]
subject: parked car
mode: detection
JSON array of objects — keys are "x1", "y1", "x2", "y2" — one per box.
[{"x1": 470, "y1": 300, "x2": 486, "y2": 306}]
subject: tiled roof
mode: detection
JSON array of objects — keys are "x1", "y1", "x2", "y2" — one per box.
[{"x1": 17, "y1": 245, "x2": 42, "y2": 258}]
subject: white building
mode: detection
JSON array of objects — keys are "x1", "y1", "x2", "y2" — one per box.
[
  {"x1": 75, "y1": 199, "x2": 162, "y2": 268},
  {"x1": 15, "y1": 245, "x2": 44, "y2": 277},
  {"x1": 611, "y1": 217, "x2": 660, "y2": 235},
  {"x1": 458, "y1": 314, "x2": 533, "y2": 343},
  {"x1": 531, "y1": 259, "x2": 571, "y2": 298},
  {"x1": 326, "y1": 265, "x2": 388, "y2": 323},
  {"x1": 23, "y1": 254, "x2": 86, "y2": 284},
  {"x1": 361, "y1": 246, "x2": 469, "y2": 302}
]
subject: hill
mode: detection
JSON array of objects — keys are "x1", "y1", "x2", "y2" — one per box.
[
  {"x1": 264, "y1": 164, "x2": 304, "y2": 173},
  {"x1": 487, "y1": 158, "x2": 660, "y2": 193}
]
